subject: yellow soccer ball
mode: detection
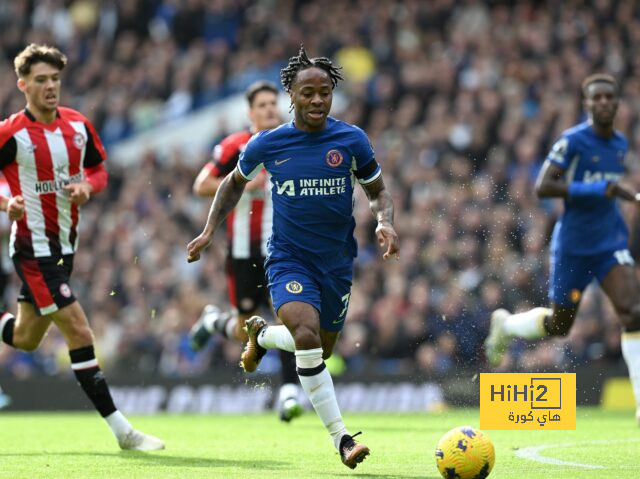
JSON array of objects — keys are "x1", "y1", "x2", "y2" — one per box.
[{"x1": 435, "y1": 426, "x2": 495, "y2": 479}]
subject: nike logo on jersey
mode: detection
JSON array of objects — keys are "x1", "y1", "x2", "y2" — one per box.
[
  {"x1": 332, "y1": 317, "x2": 345, "y2": 324},
  {"x1": 274, "y1": 158, "x2": 291, "y2": 165}
]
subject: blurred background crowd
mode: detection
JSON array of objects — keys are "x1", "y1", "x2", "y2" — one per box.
[{"x1": 1, "y1": 0, "x2": 639, "y2": 379}]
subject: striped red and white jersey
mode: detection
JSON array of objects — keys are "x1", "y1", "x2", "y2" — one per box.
[
  {"x1": 205, "y1": 130, "x2": 272, "y2": 259},
  {"x1": 0, "y1": 107, "x2": 106, "y2": 259}
]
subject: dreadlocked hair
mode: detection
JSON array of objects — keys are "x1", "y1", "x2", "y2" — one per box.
[{"x1": 280, "y1": 45, "x2": 344, "y2": 93}]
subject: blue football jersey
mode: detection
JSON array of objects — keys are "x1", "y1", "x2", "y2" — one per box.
[
  {"x1": 236, "y1": 117, "x2": 381, "y2": 270},
  {"x1": 546, "y1": 122, "x2": 629, "y2": 255}
]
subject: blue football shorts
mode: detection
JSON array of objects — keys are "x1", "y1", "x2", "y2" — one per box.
[
  {"x1": 549, "y1": 248, "x2": 634, "y2": 307},
  {"x1": 266, "y1": 255, "x2": 353, "y2": 332}
]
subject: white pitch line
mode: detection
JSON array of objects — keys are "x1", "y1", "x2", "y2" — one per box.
[{"x1": 514, "y1": 438, "x2": 640, "y2": 469}]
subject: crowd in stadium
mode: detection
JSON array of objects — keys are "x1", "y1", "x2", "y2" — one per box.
[{"x1": 0, "y1": 0, "x2": 638, "y2": 379}]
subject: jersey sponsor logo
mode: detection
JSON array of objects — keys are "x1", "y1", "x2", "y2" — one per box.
[
  {"x1": 34, "y1": 172, "x2": 83, "y2": 194},
  {"x1": 59, "y1": 283, "x2": 72, "y2": 298},
  {"x1": 274, "y1": 158, "x2": 291, "y2": 166},
  {"x1": 326, "y1": 149, "x2": 343, "y2": 167},
  {"x1": 72, "y1": 132, "x2": 86, "y2": 150},
  {"x1": 582, "y1": 170, "x2": 622, "y2": 183},
  {"x1": 285, "y1": 280, "x2": 303, "y2": 294},
  {"x1": 274, "y1": 177, "x2": 347, "y2": 197}
]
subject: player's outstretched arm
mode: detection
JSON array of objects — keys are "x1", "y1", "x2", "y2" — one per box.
[
  {"x1": 187, "y1": 170, "x2": 248, "y2": 263},
  {"x1": 361, "y1": 176, "x2": 399, "y2": 260},
  {"x1": 537, "y1": 160, "x2": 639, "y2": 202}
]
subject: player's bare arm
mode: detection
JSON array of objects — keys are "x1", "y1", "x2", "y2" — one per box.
[
  {"x1": 193, "y1": 167, "x2": 223, "y2": 197},
  {"x1": 194, "y1": 167, "x2": 266, "y2": 197},
  {"x1": 0, "y1": 195, "x2": 25, "y2": 221},
  {"x1": 361, "y1": 176, "x2": 399, "y2": 260},
  {"x1": 534, "y1": 161, "x2": 569, "y2": 199},
  {"x1": 187, "y1": 169, "x2": 248, "y2": 263}
]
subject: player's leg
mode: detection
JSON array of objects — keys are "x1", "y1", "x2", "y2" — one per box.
[
  {"x1": 189, "y1": 257, "x2": 249, "y2": 350},
  {"x1": 0, "y1": 259, "x2": 58, "y2": 351},
  {"x1": 485, "y1": 251, "x2": 587, "y2": 366},
  {"x1": 51, "y1": 300, "x2": 164, "y2": 450},
  {"x1": 242, "y1": 263, "x2": 367, "y2": 468},
  {"x1": 280, "y1": 301, "x2": 368, "y2": 468},
  {"x1": 597, "y1": 250, "x2": 640, "y2": 423},
  {"x1": 1, "y1": 301, "x2": 52, "y2": 351}
]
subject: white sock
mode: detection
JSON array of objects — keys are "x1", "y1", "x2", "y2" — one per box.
[
  {"x1": 225, "y1": 317, "x2": 237, "y2": 339},
  {"x1": 621, "y1": 332, "x2": 640, "y2": 411},
  {"x1": 503, "y1": 307, "x2": 550, "y2": 339},
  {"x1": 105, "y1": 410, "x2": 133, "y2": 438},
  {"x1": 296, "y1": 348, "x2": 348, "y2": 450},
  {"x1": 258, "y1": 325, "x2": 295, "y2": 352}
]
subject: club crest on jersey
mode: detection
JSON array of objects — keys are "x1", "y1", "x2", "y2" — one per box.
[
  {"x1": 73, "y1": 132, "x2": 86, "y2": 150},
  {"x1": 59, "y1": 283, "x2": 72, "y2": 298},
  {"x1": 326, "y1": 149, "x2": 343, "y2": 168},
  {"x1": 285, "y1": 281, "x2": 303, "y2": 294}
]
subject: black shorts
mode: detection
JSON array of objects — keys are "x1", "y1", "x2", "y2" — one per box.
[
  {"x1": 13, "y1": 254, "x2": 76, "y2": 316},
  {"x1": 225, "y1": 257, "x2": 270, "y2": 314}
]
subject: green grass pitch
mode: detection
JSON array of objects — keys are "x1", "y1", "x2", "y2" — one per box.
[{"x1": 0, "y1": 408, "x2": 637, "y2": 478}]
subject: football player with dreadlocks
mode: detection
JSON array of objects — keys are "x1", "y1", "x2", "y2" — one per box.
[{"x1": 187, "y1": 46, "x2": 399, "y2": 469}]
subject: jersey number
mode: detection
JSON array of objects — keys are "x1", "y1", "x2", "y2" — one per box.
[{"x1": 339, "y1": 292, "x2": 351, "y2": 319}]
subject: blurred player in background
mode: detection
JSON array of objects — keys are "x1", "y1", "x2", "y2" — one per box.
[
  {"x1": 0, "y1": 44, "x2": 163, "y2": 450},
  {"x1": 0, "y1": 174, "x2": 12, "y2": 409},
  {"x1": 189, "y1": 80, "x2": 302, "y2": 422},
  {"x1": 0, "y1": 174, "x2": 12, "y2": 310},
  {"x1": 187, "y1": 46, "x2": 399, "y2": 469},
  {"x1": 485, "y1": 73, "x2": 640, "y2": 424}
]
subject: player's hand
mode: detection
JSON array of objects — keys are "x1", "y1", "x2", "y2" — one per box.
[
  {"x1": 187, "y1": 231, "x2": 213, "y2": 263},
  {"x1": 63, "y1": 181, "x2": 92, "y2": 205},
  {"x1": 7, "y1": 195, "x2": 25, "y2": 221},
  {"x1": 375, "y1": 221, "x2": 399, "y2": 260}
]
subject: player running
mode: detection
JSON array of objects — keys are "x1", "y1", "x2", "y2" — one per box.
[
  {"x1": 0, "y1": 44, "x2": 163, "y2": 450},
  {"x1": 188, "y1": 80, "x2": 302, "y2": 422},
  {"x1": 187, "y1": 46, "x2": 399, "y2": 469},
  {"x1": 484, "y1": 73, "x2": 640, "y2": 424}
]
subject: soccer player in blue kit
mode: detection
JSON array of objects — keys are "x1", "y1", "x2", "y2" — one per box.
[
  {"x1": 485, "y1": 74, "x2": 640, "y2": 424},
  {"x1": 187, "y1": 46, "x2": 399, "y2": 469}
]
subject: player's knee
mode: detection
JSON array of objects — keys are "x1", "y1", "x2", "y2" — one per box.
[
  {"x1": 321, "y1": 347, "x2": 333, "y2": 360},
  {"x1": 67, "y1": 324, "x2": 94, "y2": 348},
  {"x1": 12, "y1": 332, "x2": 42, "y2": 352},
  {"x1": 17, "y1": 339, "x2": 40, "y2": 352},
  {"x1": 293, "y1": 325, "x2": 321, "y2": 350},
  {"x1": 623, "y1": 303, "x2": 640, "y2": 332}
]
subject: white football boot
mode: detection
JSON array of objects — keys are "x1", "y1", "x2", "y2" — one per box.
[{"x1": 118, "y1": 429, "x2": 165, "y2": 451}]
